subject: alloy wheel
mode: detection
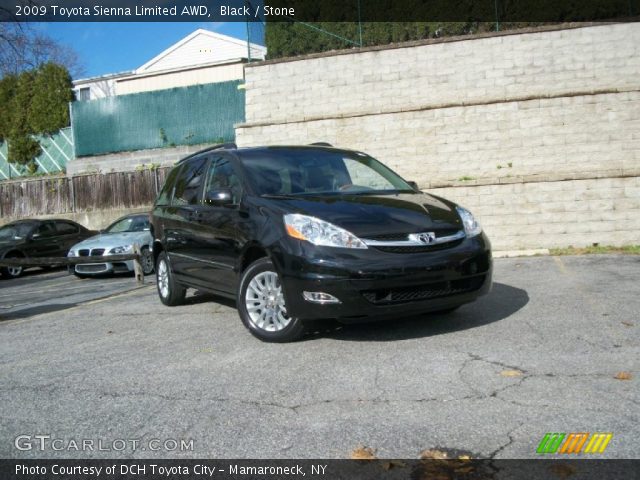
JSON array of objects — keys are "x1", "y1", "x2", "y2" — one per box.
[
  {"x1": 157, "y1": 258, "x2": 169, "y2": 298},
  {"x1": 244, "y1": 271, "x2": 291, "y2": 332}
]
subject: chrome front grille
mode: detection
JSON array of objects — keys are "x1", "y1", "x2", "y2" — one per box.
[{"x1": 363, "y1": 230, "x2": 466, "y2": 253}]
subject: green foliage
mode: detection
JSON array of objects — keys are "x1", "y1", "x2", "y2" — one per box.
[
  {"x1": 550, "y1": 245, "x2": 640, "y2": 256},
  {"x1": 265, "y1": 22, "x2": 490, "y2": 59},
  {"x1": 159, "y1": 128, "x2": 168, "y2": 144},
  {"x1": 7, "y1": 134, "x2": 40, "y2": 172},
  {"x1": 0, "y1": 74, "x2": 18, "y2": 142},
  {"x1": 28, "y1": 63, "x2": 74, "y2": 134},
  {"x1": 0, "y1": 63, "x2": 73, "y2": 172},
  {"x1": 7, "y1": 70, "x2": 40, "y2": 170}
]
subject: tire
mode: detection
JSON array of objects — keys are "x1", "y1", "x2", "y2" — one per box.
[
  {"x1": 156, "y1": 251, "x2": 186, "y2": 306},
  {"x1": 237, "y1": 257, "x2": 305, "y2": 342},
  {"x1": 1, "y1": 252, "x2": 24, "y2": 279},
  {"x1": 140, "y1": 246, "x2": 155, "y2": 275}
]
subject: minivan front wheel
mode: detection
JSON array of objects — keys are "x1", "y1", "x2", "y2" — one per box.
[{"x1": 238, "y1": 258, "x2": 304, "y2": 342}]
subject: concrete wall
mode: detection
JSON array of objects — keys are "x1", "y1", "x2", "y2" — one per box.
[
  {"x1": 236, "y1": 23, "x2": 640, "y2": 250},
  {"x1": 66, "y1": 144, "x2": 208, "y2": 175}
]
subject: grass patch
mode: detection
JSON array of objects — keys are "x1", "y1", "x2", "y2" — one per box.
[{"x1": 550, "y1": 245, "x2": 640, "y2": 256}]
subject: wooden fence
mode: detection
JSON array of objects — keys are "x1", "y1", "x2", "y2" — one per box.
[{"x1": 0, "y1": 167, "x2": 170, "y2": 219}]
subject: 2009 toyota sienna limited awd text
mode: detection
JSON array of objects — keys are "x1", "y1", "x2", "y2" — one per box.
[{"x1": 150, "y1": 143, "x2": 492, "y2": 342}]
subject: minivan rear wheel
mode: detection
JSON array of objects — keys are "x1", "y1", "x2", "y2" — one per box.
[
  {"x1": 238, "y1": 258, "x2": 304, "y2": 342},
  {"x1": 1, "y1": 252, "x2": 24, "y2": 279},
  {"x1": 156, "y1": 251, "x2": 186, "y2": 306}
]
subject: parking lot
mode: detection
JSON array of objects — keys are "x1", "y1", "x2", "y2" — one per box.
[{"x1": 0, "y1": 255, "x2": 637, "y2": 459}]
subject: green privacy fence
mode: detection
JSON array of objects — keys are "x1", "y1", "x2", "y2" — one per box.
[
  {"x1": 0, "y1": 127, "x2": 73, "y2": 180},
  {"x1": 71, "y1": 81, "x2": 245, "y2": 157}
]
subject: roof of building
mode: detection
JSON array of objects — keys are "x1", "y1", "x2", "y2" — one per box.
[
  {"x1": 135, "y1": 28, "x2": 266, "y2": 74},
  {"x1": 72, "y1": 29, "x2": 266, "y2": 86}
]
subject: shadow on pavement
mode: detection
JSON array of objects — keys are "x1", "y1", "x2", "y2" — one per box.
[
  {"x1": 0, "y1": 303, "x2": 78, "y2": 322},
  {"x1": 315, "y1": 282, "x2": 529, "y2": 342}
]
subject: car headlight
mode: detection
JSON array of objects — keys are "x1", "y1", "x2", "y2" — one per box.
[
  {"x1": 283, "y1": 214, "x2": 368, "y2": 249},
  {"x1": 67, "y1": 250, "x2": 77, "y2": 257},
  {"x1": 456, "y1": 206, "x2": 482, "y2": 237},
  {"x1": 109, "y1": 245, "x2": 133, "y2": 254}
]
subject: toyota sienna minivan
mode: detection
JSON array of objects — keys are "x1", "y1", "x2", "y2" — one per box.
[{"x1": 150, "y1": 143, "x2": 492, "y2": 342}]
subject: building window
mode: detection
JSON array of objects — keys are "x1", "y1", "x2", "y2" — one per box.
[{"x1": 78, "y1": 87, "x2": 90, "y2": 101}]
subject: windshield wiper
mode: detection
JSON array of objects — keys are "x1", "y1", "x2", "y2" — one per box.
[{"x1": 261, "y1": 193, "x2": 299, "y2": 199}]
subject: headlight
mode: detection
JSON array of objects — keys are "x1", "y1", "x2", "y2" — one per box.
[
  {"x1": 109, "y1": 245, "x2": 133, "y2": 254},
  {"x1": 456, "y1": 207, "x2": 482, "y2": 237},
  {"x1": 283, "y1": 214, "x2": 368, "y2": 249},
  {"x1": 67, "y1": 250, "x2": 77, "y2": 257}
]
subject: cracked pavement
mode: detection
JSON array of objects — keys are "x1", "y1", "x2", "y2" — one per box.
[{"x1": 0, "y1": 255, "x2": 638, "y2": 458}]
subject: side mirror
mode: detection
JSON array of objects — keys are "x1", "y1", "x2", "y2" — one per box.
[
  {"x1": 204, "y1": 188, "x2": 235, "y2": 206},
  {"x1": 407, "y1": 180, "x2": 419, "y2": 191}
]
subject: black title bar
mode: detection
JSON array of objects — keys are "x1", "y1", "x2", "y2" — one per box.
[
  {"x1": 2, "y1": 459, "x2": 639, "y2": 480},
  {"x1": 1, "y1": 0, "x2": 639, "y2": 23}
]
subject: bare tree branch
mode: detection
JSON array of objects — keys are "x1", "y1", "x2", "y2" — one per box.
[{"x1": 0, "y1": 10, "x2": 85, "y2": 78}]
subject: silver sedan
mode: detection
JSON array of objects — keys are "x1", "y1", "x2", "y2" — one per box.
[{"x1": 68, "y1": 214, "x2": 154, "y2": 277}]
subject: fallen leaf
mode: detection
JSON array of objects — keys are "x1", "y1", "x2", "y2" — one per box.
[
  {"x1": 621, "y1": 321, "x2": 634, "y2": 327},
  {"x1": 381, "y1": 460, "x2": 406, "y2": 471},
  {"x1": 500, "y1": 369, "x2": 523, "y2": 377},
  {"x1": 549, "y1": 463, "x2": 577, "y2": 479},
  {"x1": 351, "y1": 446, "x2": 377, "y2": 460},
  {"x1": 419, "y1": 449, "x2": 448, "y2": 460},
  {"x1": 614, "y1": 372, "x2": 632, "y2": 380}
]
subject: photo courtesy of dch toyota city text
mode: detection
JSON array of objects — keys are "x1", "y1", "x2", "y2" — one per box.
[{"x1": 0, "y1": 0, "x2": 638, "y2": 478}]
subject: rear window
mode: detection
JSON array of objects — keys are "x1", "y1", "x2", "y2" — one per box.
[{"x1": 55, "y1": 221, "x2": 79, "y2": 235}]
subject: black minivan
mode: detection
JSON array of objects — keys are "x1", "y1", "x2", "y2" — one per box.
[{"x1": 150, "y1": 143, "x2": 492, "y2": 342}]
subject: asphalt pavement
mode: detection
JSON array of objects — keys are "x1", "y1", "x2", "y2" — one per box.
[{"x1": 0, "y1": 255, "x2": 637, "y2": 459}]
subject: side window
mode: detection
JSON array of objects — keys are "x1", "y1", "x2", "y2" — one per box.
[
  {"x1": 55, "y1": 221, "x2": 79, "y2": 235},
  {"x1": 155, "y1": 165, "x2": 183, "y2": 206},
  {"x1": 36, "y1": 222, "x2": 56, "y2": 238},
  {"x1": 203, "y1": 157, "x2": 242, "y2": 205},
  {"x1": 172, "y1": 157, "x2": 207, "y2": 206}
]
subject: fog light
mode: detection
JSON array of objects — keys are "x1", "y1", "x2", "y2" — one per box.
[{"x1": 303, "y1": 291, "x2": 341, "y2": 304}]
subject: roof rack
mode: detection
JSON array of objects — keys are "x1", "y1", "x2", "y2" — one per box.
[
  {"x1": 309, "y1": 142, "x2": 333, "y2": 147},
  {"x1": 177, "y1": 142, "x2": 237, "y2": 164}
]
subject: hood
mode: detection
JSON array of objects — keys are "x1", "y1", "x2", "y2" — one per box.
[
  {"x1": 71, "y1": 231, "x2": 152, "y2": 250},
  {"x1": 262, "y1": 192, "x2": 463, "y2": 237}
]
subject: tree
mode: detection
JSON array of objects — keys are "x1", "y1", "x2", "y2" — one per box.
[
  {"x1": 29, "y1": 63, "x2": 74, "y2": 134},
  {"x1": 6, "y1": 70, "x2": 40, "y2": 173},
  {"x1": 0, "y1": 74, "x2": 18, "y2": 141},
  {"x1": 0, "y1": 7, "x2": 83, "y2": 77},
  {"x1": 1, "y1": 63, "x2": 75, "y2": 174}
]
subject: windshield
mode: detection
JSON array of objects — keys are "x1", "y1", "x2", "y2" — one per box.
[
  {"x1": 105, "y1": 216, "x2": 150, "y2": 233},
  {"x1": 0, "y1": 223, "x2": 34, "y2": 241},
  {"x1": 240, "y1": 149, "x2": 414, "y2": 196}
]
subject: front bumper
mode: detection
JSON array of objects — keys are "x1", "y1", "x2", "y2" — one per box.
[
  {"x1": 69, "y1": 260, "x2": 135, "y2": 276},
  {"x1": 273, "y1": 232, "x2": 492, "y2": 322}
]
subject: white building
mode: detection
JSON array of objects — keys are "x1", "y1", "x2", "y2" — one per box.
[{"x1": 73, "y1": 29, "x2": 266, "y2": 100}]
